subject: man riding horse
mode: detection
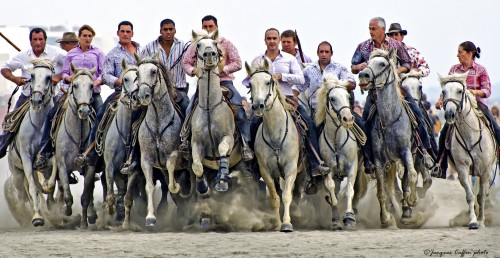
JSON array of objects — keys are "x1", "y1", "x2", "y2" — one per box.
[{"x1": 350, "y1": 17, "x2": 436, "y2": 174}]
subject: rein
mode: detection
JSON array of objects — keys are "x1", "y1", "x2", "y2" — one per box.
[{"x1": 248, "y1": 70, "x2": 278, "y2": 111}]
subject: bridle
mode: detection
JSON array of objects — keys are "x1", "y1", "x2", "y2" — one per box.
[
  {"x1": 363, "y1": 54, "x2": 396, "y2": 90},
  {"x1": 402, "y1": 75, "x2": 423, "y2": 102},
  {"x1": 120, "y1": 66, "x2": 139, "y2": 109},
  {"x1": 68, "y1": 70, "x2": 94, "y2": 114},
  {"x1": 248, "y1": 70, "x2": 278, "y2": 112},
  {"x1": 137, "y1": 60, "x2": 168, "y2": 101},
  {"x1": 30, "y1": 64, "x2": 54, "y2": 107},
  {"x1": 442, "y1": 80, "x2": 468, "y2": 116},
  {"x1": 325, "y1": 86, "x2": 351, "y2": 126},
  {"x1": 195, "y1": 37, "x2": 221, "y2": 70}
]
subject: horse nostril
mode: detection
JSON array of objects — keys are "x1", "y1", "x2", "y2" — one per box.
[
  {"x1": 259, "y1": 104, "x2": 265, "y2": 110},
  {"x1": 144, "y1": 93, "x2": 151, "y2": 99}
]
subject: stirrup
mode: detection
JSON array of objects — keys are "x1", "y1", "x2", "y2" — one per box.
[
  {"x1": 120, "y1": 161, "x2": 136, "y2": 175},
  {"x1": 242, "y1": 146, "x2": 254, "y2": 161},
  {"x1": 179, "y1": 141, "x2": 190, "y2": 154},
  {"x1": 311, "y1": 163, "x2": 330, "y2": 177},
  {"x1": 33, "y1": 152, "x2": 51, "y2": 170}
]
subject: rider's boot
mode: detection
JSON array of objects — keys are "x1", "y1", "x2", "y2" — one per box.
[{"x1": 0, "y1": 132, "x2": 14, "y2": 158}]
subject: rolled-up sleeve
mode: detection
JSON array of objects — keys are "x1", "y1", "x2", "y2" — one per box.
[
  {"x1": 479, "y1": 69, "x2": 491, "y2": 98},
  {"x1": 182, "y1": 44, "x2": 196, "y2": 76}
]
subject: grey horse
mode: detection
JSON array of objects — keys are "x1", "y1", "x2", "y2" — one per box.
[
  {"x1": 439, "y1": 72, "x2": 496, "y2": 229},
  {"x1": 358, "y1": 49, "x2": 419, "y2": 227},
  {"x1": 46, "y1": 63, "x2": 95, "y2": 217},
  {"x1": 314, "y1": 73, "x2": 368, "y2": 230},
  {"x1": 246, "y1": 60, "x2": 306, "y2": 232},
  {"x1": 5, "y1": 59, "x2": 55, "y2": 227}
]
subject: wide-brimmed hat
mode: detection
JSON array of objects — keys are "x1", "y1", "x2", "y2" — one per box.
[
  {"x1": 386, "y1": 23, "x2": 407, "y2": 35},
  {"x1": 55, "y1": 32, "x2": 79, "y2": 43}
]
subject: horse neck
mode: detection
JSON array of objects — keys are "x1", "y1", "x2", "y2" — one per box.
[
  {"x1": 456, "y1": 100, "x2": 482, "y2": 138},
  {"x1": 65, "y1": 99, "x2": 90, "y2": 131},
  {"x1": 115, "y1": 102, "x2": 134, "y2": 134},
  {"x1": 375, "y1": 75, "x2": 403, "y2": 121},
  {"x1": 29, "y1": 100, "x2": 54, "y2": 127},
  {"x1": 262, "y1": 97, "x2": 289, "y2": 140},
  {"x1": 198, "y1": 68, "x2": 222, "y2": 106}
]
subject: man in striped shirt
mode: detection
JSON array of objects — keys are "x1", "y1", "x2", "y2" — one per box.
[{"x1": 141, "y1": 19, "x2": 190, "y2": 113}]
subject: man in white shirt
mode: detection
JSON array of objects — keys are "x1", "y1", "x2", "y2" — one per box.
[
  {"x1": 247, "y1": 28, "x2": 330, "y2": 182},
  {"x1": 0, "y1": 27, "x2": 66, "y2": 158}
]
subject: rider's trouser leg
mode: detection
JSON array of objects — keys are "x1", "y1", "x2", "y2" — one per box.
[{"x1": 477, "y1": 101, "x2": 500, "y2": 145}]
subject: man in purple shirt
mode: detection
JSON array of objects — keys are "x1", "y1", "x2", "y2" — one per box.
[{"x1": 351, "y1": 17, "x2": 435, "y2": 173}]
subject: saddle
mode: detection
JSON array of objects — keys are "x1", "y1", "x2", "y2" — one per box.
[{"x1": 2, "y1": 100, "x2": 31, "y2": 134}]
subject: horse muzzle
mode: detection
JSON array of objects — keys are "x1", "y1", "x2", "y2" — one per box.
[
  {"x1": 203, "y1": 51, "x2": 218, "y2": 67},
  {"x1": 341, "y1": 114, "x2": 355, "y2": 128},
  {"x1": 138, "y1": 86, "x2": 152, "y2": 106},
  {"x1": 444, "y1": 108, "x2": 457, "y2": 124},
  {"x1": 252, "y1": 102, "x2": 265, "y2": 117},
  {"x1": 78, "y1": 105, "x2": 91, "y2": 120},
  {"x1": 30, "y1": 92, "x2": 44, "y2": 108},
  {"x1": 358, "y1": 71, "x2": 373, "y2": 90}
]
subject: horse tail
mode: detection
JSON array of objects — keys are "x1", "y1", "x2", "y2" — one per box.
[{"x1": 355, "y1": 167, "x2": 369, "y2": 200}]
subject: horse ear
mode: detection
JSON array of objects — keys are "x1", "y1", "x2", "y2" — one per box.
[
  {"x1": 133, "y1": 52, "x2": 141, "y2": 63},
  {"x1": 90, "y1": 66, "x2": 97, "y2": 75},
  {"x1": 70, "y1": 62, "x2": 77, "y2": 75},
  {"x1": 245, "y1": 61, "x2": 253, "y2": 76},
  {"x1": 212, "y1": 30, "x2": 219, "y2": 40},
  {"x1": 437, "y1": 73, "x2": 446, "y2": 88},
  {"x1": 192, "y1": 30, "x2": 197, "y2": 41},
  {"x1": 263, "y1": 58, "x2": 270, "y2": 71},
  {"x1": 121, "y1": 58, "x2": 127, "y2": 71}
]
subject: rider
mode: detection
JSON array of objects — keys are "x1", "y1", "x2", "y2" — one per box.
[
  {"x1": 351, "y1": 17, "x2": 435, "y2": 173},
  {"x1": 387, "y1": 22, "x2": 438, "y2": 164},
  {"x1": 33, "y1": 25, "x2": 108, "y2": 169},
  {"x1": 435, "y1": 41, "x2": 500, "y2": 178},
  {"x1": 0, "y1": 27, "x2": 66, "y2": 159},
  {"x1": 141, "y1": 18, "x2": 190, "y2": 114},
  {"x1": 180, "y1": 15, "x2": 254, "y2": 161},
  {"x1": 246, "y1": 28, "x2": 330, "y2": 178},
  {"x1": 295, "y1": 41, "x2": 358, "y2": 194},
  {"x1": 280, "y1": 30, "x2": 313, "y2": 67}
]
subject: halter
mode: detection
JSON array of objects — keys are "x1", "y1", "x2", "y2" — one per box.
[
  {"x1": 442, "y1": 80, "x2": 468, "y2": 116},
  {"x1": 30, "y1": 64, "x2": 54, "y2": 107},
  {"x1": 248, "y1": 70, "x2": 278, "y2": 112},
  {"x1": 69, "y1": 70, "x2": 94, "y2": 114},
  {"x1": 325, "y1": 86, "x2": 351, "y2": 125},
  {"x1": 364, "y1": 54, "x2": 396, "y2": 90}
]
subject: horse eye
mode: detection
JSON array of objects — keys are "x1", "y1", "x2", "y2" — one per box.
[
  {"x1": 266, "y1": 80, "x2": 271, "y2": 85},
  {"x1": 197, "y1": 43, "x2": 200, "y2": 48},
  {"x1": 124, "y1": 78, "x2": 129, "y2": 82},
  {"x1": 380, "y1": 63, "x2": 386, "y2": 67},
  {"x1": 458, "y1": 90, "x2": 463, "y2": 94},
  {"x1": 330, "y1": 97, "x2": 335, "y2": 102}
]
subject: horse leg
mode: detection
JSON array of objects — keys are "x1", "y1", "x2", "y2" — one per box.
[
  {"x1": 416, "y1": 155, "x2": 432, "y2": 198},
  {"x1": 401, "y1": 151, "x2": 418, "y2": 224},
  {"x1": 4, "y1": 167, "x2": 31, "y2": 227},
  {"x1": 343, "y1": 165, "x2": 357, "y2": 229},
  {"x1": 322, "y1": 173, "x2": 340, "y2": 230},
  {"x1": 45, "y1": 158, "x2": 58, "y2": 193},
  {"x1": 19, "y1": 155, "x2": 45, "y2": 227},
  {"x1": 56, "y1": 161, "x2": 73, "y2": 216},
  {"x1": 104, "y1": 163, "x2": 116, "y2": 216},
  {"x1": 141, "y1": 161, "x2": 157, "y2": 227},
  {"x1": 115, "y1": 173, "x2": 127, "y2": 222},
  {"x1": 281, "y1": 164, "x2": 298, "y2": 232},
  {"x1": 375, "y1": 165, "x2": 393, "y2": 227},
  {"x1": 166, "y1": 151, "x2": 180, "y2": 194},
  {"x1": 191, "y1": 142, "x2": 208, "y2": 195},
  {"x1": 477, "y1": 174, "x2": 488, "y2": 228},
  {"x1": 456, "y1": 170, "x2": 478, "y2": 229},
  {"x1": 215, "y1": 136, "x2": 234, "y2": 192},
  {"x1": 123, "y1": 170, "x2": 138, "y2": 231},
  {"x1": 259, "y1": 164, "x2": 281, "y2": 230},
  {"x1": 80, "y1": 165, "x2": 97, "y2": 229}
]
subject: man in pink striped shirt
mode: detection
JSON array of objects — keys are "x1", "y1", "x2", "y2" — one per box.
[{"x1": 181, "y1": 15, "x2": 253, "y2": 161}]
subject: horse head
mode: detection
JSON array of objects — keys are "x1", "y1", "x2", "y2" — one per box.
[
  {"x1": 439, "y1": 72, "x2": 469, "y2": 125},
  {"x1": 245, "y1": 59, "x2": 290, "y2": 117},
  {"x1": 69, "y1": 63, "x2": 95, "y2": 120},
  {"x1": 193, "y1": 29, "x2": 222, "y2": 73},
  {"x1": 401, "y1": 70, "x2": 424, "y2": 102},
  {"x1": 359, "y1": 48, "x2": 398, "y2": 90},
  {"x1": 30, "y1": 59, "x2": 54, "y2": 109},
  {"x1": 119, "y1": 58, "x2": 140, "y2": 110},
  {"x1": 136, "y1": 55, "x2": 162, "y2": 106},
  {"x1": 316, "y1": 73, "x2": 354, "y2": 128}
]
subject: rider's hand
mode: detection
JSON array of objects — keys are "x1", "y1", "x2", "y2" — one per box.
[
  {"x1": 435, "y1": 100, "x2": 443, "y2": 110},
  {"x1": 272, "y1": 73, "x2": 282, "y2": 81},
  {"x1": 13, "y1": 76, "x2": 27, "y2": 86},
  {"x1": 357, "y1": 63, "x2": 367, "y2": 72}
]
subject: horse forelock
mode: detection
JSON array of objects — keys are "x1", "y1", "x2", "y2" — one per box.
[
  {"x1": 368, "y1": 48, "x2": 401, "y2": 88},
  {"x1": 30, "y1": 59, "x2": 54, "y2": 72},
  {"x1": 137, "y1": 58, "x2": 176, "y2": 99},
  {"x1": 315, "y1": 74, "x2": 349, "y2": 126},
  {"x1": 441, "y1": 73, "x2": 479, "y2": 110}
]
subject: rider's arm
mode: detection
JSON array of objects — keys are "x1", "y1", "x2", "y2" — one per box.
[
  {"x1": 220, "y1": 38, "x2": 242, "y2": 75},
  {"x1": 182, "y1": 44, "x2": 196, "y2": 77}
]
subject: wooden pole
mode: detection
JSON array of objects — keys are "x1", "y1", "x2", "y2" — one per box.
[{"x1": 0, "y1": 32, "x2": 21, "y2": 52}]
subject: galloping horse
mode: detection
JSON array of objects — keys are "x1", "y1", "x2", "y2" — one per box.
[
  {"x1": 315, "y1": 73, "x2": 367, "y2": 230},
  {"x1": 188, "y1": 30, "x2": 245, "y2": 194},
  {"x1": 400, "y1": 71, "x2": 433, "y2": 197},
  {"x1": 136, "y1": 55, "x2": 186, "y2": 227},
  {"x1": 5, "y1": 59, "x2": 55, "y2": 227},
  {"x1": 358, "y1": 49, "x2": 419, "y2": 227},
  {"x1": 246, "y1": 60, "x2": 306, "y2": 232},
  {"x1": 439, "y1": 72, "x2": 496, "y2": 229},
  {"x1": 46, "y1": 64, "x2": 95, "y2": 217}
]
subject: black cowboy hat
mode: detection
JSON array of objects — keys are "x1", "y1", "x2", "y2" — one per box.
[{"x1": 386, "y1": 23, "x2": 407, "y2": 36}]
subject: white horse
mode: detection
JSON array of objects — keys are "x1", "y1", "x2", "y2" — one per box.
[
  {"x1": 47, "y1": 64, "x2": 95, "y2": 217},
  {"x1": 439, "y1": 72, "x2": 496, "y2": 229},
  {"x1": 246, "y1": 60, "x2": 306, "y2": 232},
  {"x1": 314, "y1": 73, "x2": 367, "y2": 230},
  {"x1": 5, "y1": 59, "x2": 55, "y2": 227}
]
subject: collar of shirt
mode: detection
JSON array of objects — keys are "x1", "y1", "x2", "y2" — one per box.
[
  {"x1": 456, "y1": 61, "x2": 478, "y2": 72},
  {"x1": 117, "y1": 41, "x2": 141, "y2": 52}
]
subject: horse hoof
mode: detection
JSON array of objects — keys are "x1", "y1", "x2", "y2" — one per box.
[
  {"x1": 200, "y1": 218, "x2": 211, "y2": 231},
  {"x1": 215, "y1": 180, "x2": 229, "y2": 192},
  {"x1": 196, "y1": 178, "x2": 209, "y2": 195},
  {"x1": 80, "y1": 221, "x2": 88, "y2": 230},
  {"x1": 332, "y1": 219, "x2": 343, "y2": 231},
  {"x1": 32, "y1": 218, "x2": 45, "y2": 227},
  {"x1": 115, "y1": 212, "x2": 124, "y2": 222},
  {"x1": 280, "y1": 223, "x2": 294, "y2": 232},
  {"x1": 402, "y1": 207, "x2": 412, "y2": 219},
  {"x1": 468, "y1": 222, "x2": 479, "y2": 230},
  {"x1": 343, "y1": 213, "x2": 356, "y2": 228},
  {"x1": 146, "y1": 218, "x2": 156, "y2": 227},
  {"x1": 62, "y1": 206, "x2": 73, "y2": 216},
  {"x1": 88, "y1": 214, "x2": 97, "y2": 225}
]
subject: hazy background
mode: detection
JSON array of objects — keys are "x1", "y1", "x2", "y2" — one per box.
[{"x1": 1, "y1": 0, "x2": 499, "y2": 105}]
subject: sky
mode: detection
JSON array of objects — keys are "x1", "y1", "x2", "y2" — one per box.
[{"x1": 1, "y1": 0, "x2": 499, "y2": 104}]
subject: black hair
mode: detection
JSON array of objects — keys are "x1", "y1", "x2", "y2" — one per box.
[
  {"x1": 202, "y1": 15, "x2": 217, "y2": 25},
  {"x1": 317, "y1": 41, "x2": 333, "y2": 53},
  {"x1": 160, "y1": 19, "x2": 175, "y2": 28},
  {"x1": 29, "y1": 27, "x2": 47, "y2": 41},
  {"x1": 459, "y1": 41, "x2": 481, "y2": 60},
  {"x1": 117, "y1": 21, "x2": 134, "y2": 31}
]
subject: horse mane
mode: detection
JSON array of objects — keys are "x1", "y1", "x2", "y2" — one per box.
[
  {"x1": 252, "y1": 64, "x2": 294, "y2": 112},
  {"x1": 401, "y1": 70, "x2": 423, "y2": 81},
  {"x1": 30, "y1": 59, "x2": 54, "y2": 71},
  {"x1": 314, "y1": 73, "x2": 350, "y2": 126},
  {"x1": 439, "y1": 73, "x2": 479, "y2": 110},
  {"x1": 137, "y1": 56, "x2": 176, "y2": 100}
]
